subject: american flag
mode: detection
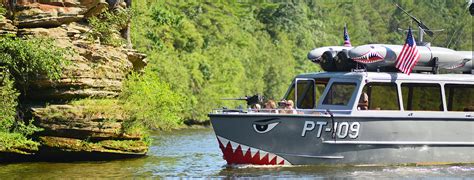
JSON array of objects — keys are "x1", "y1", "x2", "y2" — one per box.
[
  {"x1": 343, "y1": 24, "x2": 351, "y2": 47},
  {"x1": 395, "y1": 27, "x2": 420, "y2": 75}
]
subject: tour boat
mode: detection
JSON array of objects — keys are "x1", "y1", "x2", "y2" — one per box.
[{"x1": 209, "y1": 71, "x2": 474, "y2": 165}]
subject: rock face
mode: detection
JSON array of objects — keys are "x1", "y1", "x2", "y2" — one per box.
[
  {"x1": 31, "y1": 102, "x2": 147, "y2": 155},
  {"x1": 39, "y1": 136, "x2": 147, "y2": 154},
  {"x1": 0, "y1": 16, "x2": 17, "y2": 34},
  {"x1": 1, "y1": 1, "x2": 148, "y2": 158},
  {"x1": 15, "y1": 3, "x2": 84, "y2": 28},
  {"x1": 13, "y1": 0, "x2": 119, "y2": 28},
  {"x1": 22, "y1": 23, "x2": 145, "y2": 100}
]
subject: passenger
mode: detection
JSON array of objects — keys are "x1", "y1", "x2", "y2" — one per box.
[
  {"x1": 264, "y1": 100, "x2": 278, "y2": 113},
  {"x1": 251, "y1": 104, "x2": 261, "y2": 112},
  {"x1": 283, "y1": 100, "x2": 297, "y2": 114},
  {"x1": 358, "y1": 92, "x2": 369, "y2": 110}
]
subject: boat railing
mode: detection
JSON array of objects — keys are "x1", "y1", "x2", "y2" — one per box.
[{"x1": 211, "y1": 108, "x2": 352, "y2": 115}]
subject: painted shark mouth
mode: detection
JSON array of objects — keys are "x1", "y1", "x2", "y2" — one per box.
[
  {"x1": 444, "y1": 59, "x2": 471, "y2": 70},
  {"x1": 352, "y1": 50, "x2": 384, "y2": 63},
  {"x1": 216, "y1": 136, "x2": 291, "y2": 165},
  {"x1": 310, "y1": 56, "x2": 322, "y2": 63}
]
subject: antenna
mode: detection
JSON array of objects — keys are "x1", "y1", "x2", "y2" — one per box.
[{"x1": 395, "y1": 4, "x2": 443, "y2": 45}]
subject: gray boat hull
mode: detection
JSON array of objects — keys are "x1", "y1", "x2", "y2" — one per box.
[{"x1": 210, "y1": 113, "x2": 474, "y2": 165}]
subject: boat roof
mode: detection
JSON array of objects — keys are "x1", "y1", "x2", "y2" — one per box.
[{"x1": 295, "y1": 72, "x2": 474, "y2": 83}]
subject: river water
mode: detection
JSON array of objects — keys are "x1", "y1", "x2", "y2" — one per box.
[{"x1": 0, "y1": 128, "x2": 473, "y2": 179}]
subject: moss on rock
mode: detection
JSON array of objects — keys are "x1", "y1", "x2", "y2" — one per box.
[
  {"x1": 0, "y1": 132, "x2": 39, "y2": 155},
  {"x1": 39, "y1": 136, "x2": 147, "y2": 155}
]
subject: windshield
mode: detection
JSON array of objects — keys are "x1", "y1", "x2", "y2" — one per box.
[
  {"x1": 322, "y1": 82, "x2": 356, "y2": 106},
  {"x1": 284, "y1": 78, "x2": 329, "y2": 109}
]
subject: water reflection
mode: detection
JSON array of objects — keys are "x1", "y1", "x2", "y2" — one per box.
[
  {"x1": 147, "y1": 128, "x2": 225, "y2": 177},
  {"x1": 0, "y1": 158, "x2": 151, "y2": 179},
  {"x1": 0, "y1": 128, "x2": 473, "y2": 179}
]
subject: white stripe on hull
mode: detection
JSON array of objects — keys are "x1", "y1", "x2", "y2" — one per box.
[{"x1": 323, "y1": 140, "x2": 474, "y2": 145}]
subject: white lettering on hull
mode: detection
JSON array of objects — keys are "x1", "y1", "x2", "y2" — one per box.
[
  {"x1": 301, "y1": 121, "x2": 360, "y2": 139},
  {"x1": 301, "y1": 121, "x2": 315, "y2": 137}
]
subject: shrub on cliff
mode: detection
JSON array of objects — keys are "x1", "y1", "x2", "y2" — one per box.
[
  {"x1": 0, "y1": 34, "x2": 69, "y2": 154},
  {"x1": 0, "y1": 35, "x2": 70, "y2": 94},
  {"x1": 0, "y1": 71, "x2": 40, "y2": 154},
  {"x1": 87, "y1": 8, "x2": 132, "y2": 47},
  {"x1": 121, "y1": 70, "x2": 185, "y2": 131},
  {"x1": 0, "y1": 71, "x2": 17, "y2": 131}
]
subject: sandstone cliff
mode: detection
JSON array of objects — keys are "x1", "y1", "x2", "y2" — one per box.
[{"x1": 1, "y1": 0, "x2": 148, "y2": 159}]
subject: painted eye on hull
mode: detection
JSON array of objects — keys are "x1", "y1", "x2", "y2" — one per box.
[{"x1": 253, "y1": 122, "x2": 279, "y2": 134}]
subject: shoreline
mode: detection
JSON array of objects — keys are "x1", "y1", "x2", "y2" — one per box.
[{"x1": 0, "y1": 119, "x2": 212, "y2": 163}]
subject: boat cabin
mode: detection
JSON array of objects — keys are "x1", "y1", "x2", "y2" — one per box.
[{"x1": 283, "y1": 72, "x2": 474, "y2": 115}]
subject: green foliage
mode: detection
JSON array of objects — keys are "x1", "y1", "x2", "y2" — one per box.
[
  {"x1": 151, "y1": 7, "x2": 183, "y2": 26},
  {"x1": 87, "y1": 8, "x2": 132, "y2": 46},
  {"x1": 121, "y1": 70, "x2": 185, "y2": 130},
  {"x1": 0, "y1": 71, "x2": 18, "y2": 131},
  {"x1": 0, "y1": 132, "x2": 39, "y2": 154},
  {"x1": 0, "y1": 35, "x2": 70, "y2": 93},
  {"x1": 130, "y1": 1, "x2": 473, "y2": 123},
  {"x1": 0, "y1": 5, "x2": 6, "y2": 18},
  {"x1": 69, "y1": 99, "x2": 125, "y2": 120},
  {"x1": 0, "y1": 72, "x2": 40, "y2": 154}
]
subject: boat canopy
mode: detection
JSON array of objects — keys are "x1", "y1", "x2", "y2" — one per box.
[{"x1": 283, "y1": 72, "x2": 474, "y2": 113}]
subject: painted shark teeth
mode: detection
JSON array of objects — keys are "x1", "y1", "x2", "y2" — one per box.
[
  {"x1": 445, "y1": 60, "x2": 469, "y2": 69},
  {"x1": 250, "y1": 148, "x2": 258, "y2": 158},
  {"x1": 352, "y1": 50, "x2": 384, "y2": 63},
  {"x1": 216, "y1": 135, "x2": 291, "y2": 165},
  {"x1": 230, "y1": 141, "x2": 239, "y2": 153}
]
